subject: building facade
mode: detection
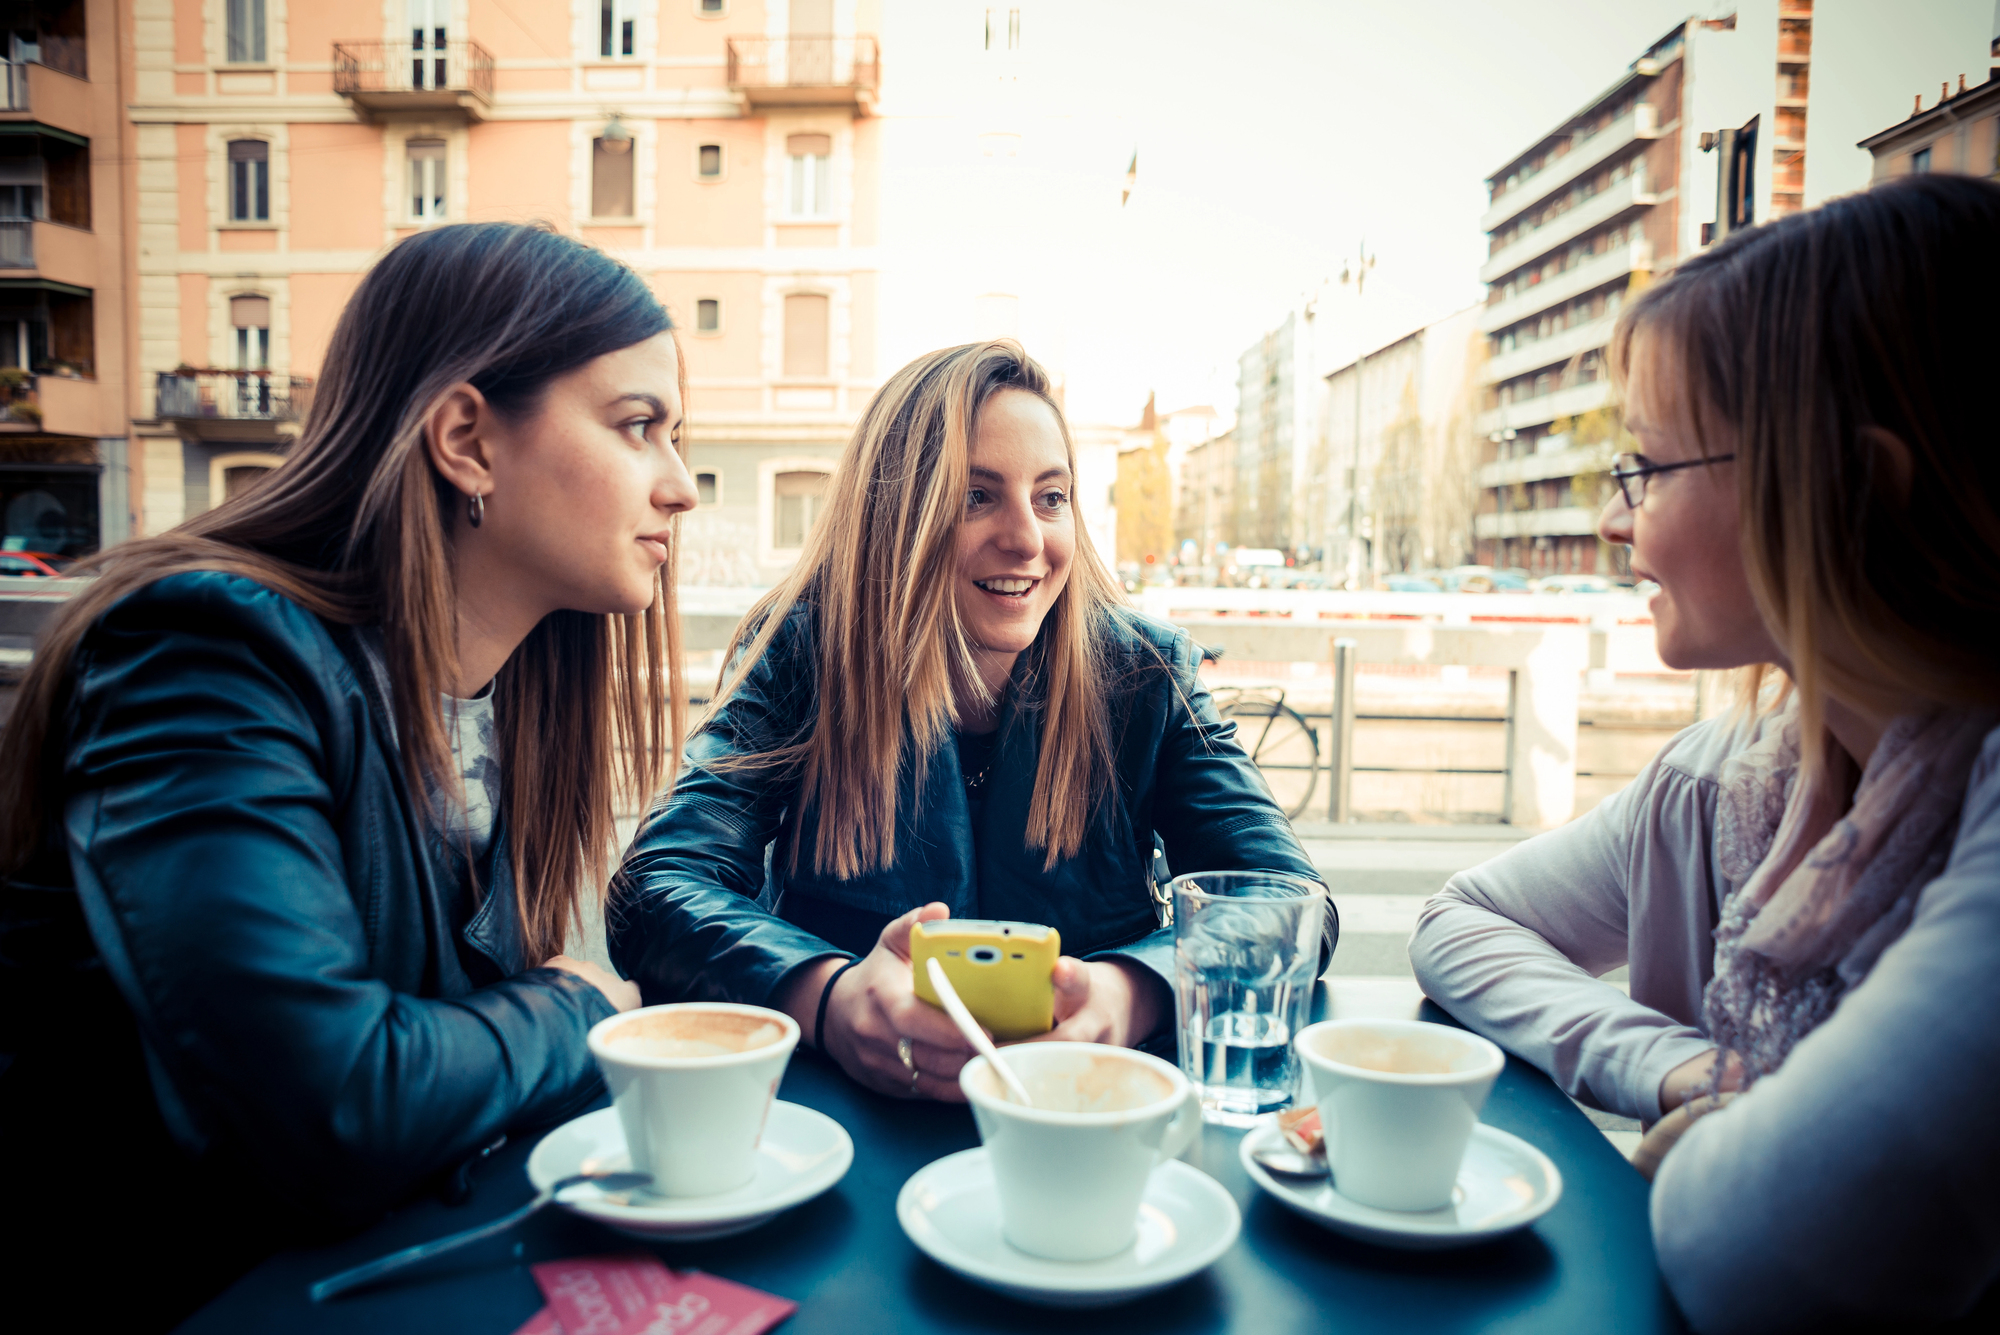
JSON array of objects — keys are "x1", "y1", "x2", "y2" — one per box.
[
  {"x1": 117, "y1": 0, "x2": 881, "y2": 585},
  {"x1": 1858, "y1": 69, "x2": 2000, "y2": 183},
  {"x1": 0, "y1": 0, "x2": 131, "y2": 563},
  {"x1": 1319, "y1": 305, "x2": 1483, "y2": 584},
  {"x1": 1173, "y1": 426, "x2": 1232, "y2": 567},
  {"x1": 1472, "y1": 7, "x2": 1795, "y2": 575},
  {"x1": 1230, "y1": 306, "x2": 1318, "y2": 560}
]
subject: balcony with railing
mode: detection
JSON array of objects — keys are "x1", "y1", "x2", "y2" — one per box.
[
  {"x1": 1480, "y1": 239, "x2": 1652, "y2": 333},
  {"x1": 157, "y1": 370, "x2": 313, "y2": 438},
  {"x1": 1476, "y1": 377, "x2": 1612, "y2": 437},
  {"x1": 726, "y1": 36, "x2": 880, "y2": 112},
  {"x1": 1481, "y1": 103, "x2": 1660, "y2": 233},
  {"x1": 1479, "y1": 165, "x2": 1655, "y2": 285},
  {"x1": 1481, "y1": 313, "x2": 1618, "y2": 387},
  {"x1": 333, "y1": 40, "x2": 494, "y2": 120}
]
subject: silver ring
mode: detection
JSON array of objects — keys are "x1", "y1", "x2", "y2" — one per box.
[{"x1": 898, "y1": 1036, "x2": 916, "y2": 1073}]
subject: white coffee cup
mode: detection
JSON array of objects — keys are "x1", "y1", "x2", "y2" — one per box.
[
  {"x1": 960, "y1": 1042, "x2": 1202, "y2": 1261},
  {"x1": 586, "y1": 1002, "x2": 798, "y2": 1197},
  {"x1": 1294, "y1": 1018, "x2": 1504, "y2": 1213}
]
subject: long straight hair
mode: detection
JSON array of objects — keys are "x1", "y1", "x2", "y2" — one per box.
[
  {"x1": 713, "y1": 341, "x2": 1125, "y2": 878},
  {"x1": 1608, "y1": 175, "x2": 2000, "y2": 776},
  {"x1": 0, "y1": 223, "x2": 686, "y2": 961}
]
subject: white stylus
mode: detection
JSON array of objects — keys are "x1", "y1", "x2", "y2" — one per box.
[{"x1": 925, "y1": 956, "x2": 1035, "y2": 1106}]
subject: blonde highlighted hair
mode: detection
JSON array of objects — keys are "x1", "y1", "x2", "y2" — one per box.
[
  {"x1": 712, "y1": 340, "x2": 1126, "y2": 879},
  {"x1": 1608, "y1": 175, "x2": 2000, "y2": 775}
]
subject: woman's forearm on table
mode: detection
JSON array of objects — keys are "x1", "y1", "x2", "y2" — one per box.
[{"x1": 1411, "y1": 894, "x2": 1713, "y2": 1121}]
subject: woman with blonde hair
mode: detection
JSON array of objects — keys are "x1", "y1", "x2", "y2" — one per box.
[
  {"x1": 0, "y1": 223, "x2": 695, "y2": 1327},
  {"x1": 1410, "y1": 174, "x2": 2000, "y2": 1331},
  {"x1": 614, "y1": 340, "x2": 1328, "y2": 1099}
]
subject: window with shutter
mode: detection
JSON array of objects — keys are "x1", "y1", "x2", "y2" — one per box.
[
  {"x1": 592, "y1": 138, "x2": 636, "y2": 218},
  {"x1": 782, "y1": 293, "x2": 829, "y2": 377},
  {"x1": 227, "y1": 140, "x2": 269, "y2": 222},
  {"x1": 785, "y1": 134, "x2": 832, "y2": 217}
]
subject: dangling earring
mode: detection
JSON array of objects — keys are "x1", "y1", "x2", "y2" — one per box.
[{"x1": 468, "y1": 491, "x2": 485, "y2": 528}]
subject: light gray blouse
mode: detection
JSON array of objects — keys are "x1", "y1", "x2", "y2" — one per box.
[{"x1": 1410, "y1": 710, "x2": 2000, "y2": 1332}]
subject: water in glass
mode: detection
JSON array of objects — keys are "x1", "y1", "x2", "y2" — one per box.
[{"x1": 1171, "y1": 871, "x2": 1326, "y2": 1126}]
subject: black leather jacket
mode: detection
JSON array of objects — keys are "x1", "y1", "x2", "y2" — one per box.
[
  {"x1": 0, "y1": 573, "x2": 614, "y2": 1233},
  {"x1": 611, "y1": 603, "x2": 1332, "y2": 1018}
]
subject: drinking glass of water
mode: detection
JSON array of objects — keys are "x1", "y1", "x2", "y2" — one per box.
[{"x1": 1171, "y1": 870, "x2": 1327, "y2": 1126}]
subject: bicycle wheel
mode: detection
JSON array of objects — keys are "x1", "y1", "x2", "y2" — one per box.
[{"x1": 1217, "y1": 692, "x2": 1319, "y2": 819}]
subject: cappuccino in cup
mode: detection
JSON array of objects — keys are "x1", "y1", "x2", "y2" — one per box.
[
  {"x1": 1294, "y1": 1019, "x2": 1503, "y2": 1213},
  {"x1": 587, "y1": 1003, "x2": 798, "y2": 1198},
  {"x1": 961, "y1": 1043, "x2": 1200, "y2": 1261}
]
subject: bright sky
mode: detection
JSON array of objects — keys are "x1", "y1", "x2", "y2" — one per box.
[{"x1": 872, "y1": 0, "x2": 1996, "y2": 426}]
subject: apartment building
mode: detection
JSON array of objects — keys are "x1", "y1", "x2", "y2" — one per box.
[
  {"x1": 1472, "y1": 8, "x2": 1794, "y2": 575},
  {"x1": 1860, "y1": 69, "x2": 2000, "y2": 182},
  {"x1": 1173, "y1": 426, "x2": 1232, "y2": 567},
  {"x1": 0, "y1": 0, "x2": 130, "y2": 561},
  {"x1": 122, "y1": 0, "x2": 881, "y2": 585},
  {"x1": 1231, "y1": 306, "x2": 1317, "y2": 559},
  {"x1": 1319, "y1": 305, "x2": 1483, "y2": 584}
]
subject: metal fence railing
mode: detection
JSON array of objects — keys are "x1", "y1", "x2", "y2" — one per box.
[
  {"x1": 156, "y1": 371, "x2": 313, "y2": 423},
  {"x1": 332, "y1": 40, "x2": 495, "y2": 101},
  {"x1": 726, "y1": 36, "x2": 880, "y2": 92}
]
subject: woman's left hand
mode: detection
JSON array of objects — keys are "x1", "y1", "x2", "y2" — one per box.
[
  {"x1": 1630, "y1": 1090, "x2": 1738, "y2": 1181},
  {"x1": 1016, "y1": 957, "x2": 1167, "y2": 1049}
]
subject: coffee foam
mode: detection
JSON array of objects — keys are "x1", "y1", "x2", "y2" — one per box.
[
  {"x1": 604, "y1": 1009, "x2": 787, "y2": 1060},
  {"x1": 978, "y1": 1053, "x2": 1173, "y2": 1114},
  {"x1": 1310, "y1": 1027, "x2": 1478, "y2": 1075}
]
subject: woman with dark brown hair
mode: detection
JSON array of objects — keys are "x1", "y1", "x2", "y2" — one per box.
[
  {"x1": 0, "y1": 223, "x2": 695, "y2": 1327},
  {"x1": 1412, "y1": 174, "x2": 2000, "y2": 1332}
]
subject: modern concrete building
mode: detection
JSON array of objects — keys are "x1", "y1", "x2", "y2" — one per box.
[
  {"x1": 1173, "y1": 426, "x2": 1233, "y2": 567},
  {"x1": 1859, "y1": 68, "x2": 2000, "y2": 182},
  {"x1": 0, "y1": 0, "x2": 132, "y2": 562},
  {"x1": 1319, "y1": 305, "x2": 1483, "y2": 585},
  {"x1": 1231, "y1": 305, "x2": 1318, "y2": 560},
  {"x1": 1472, "y1": 7, "x2": 1795, "y2": 575},
  {"x1": 120, "y1": 0, "x2": 882, "y2": 586}
]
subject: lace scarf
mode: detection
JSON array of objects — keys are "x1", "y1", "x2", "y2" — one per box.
[{"x1": 1703, "y1": 705, "x2": 1995, "y2": 1089}]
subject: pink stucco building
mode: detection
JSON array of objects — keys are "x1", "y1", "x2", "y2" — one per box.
[{"x1": 0, "y1": 1, "x2": 881, "y2": 579}]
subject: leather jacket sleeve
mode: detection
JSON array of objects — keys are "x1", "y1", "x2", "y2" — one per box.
[
  {"x1": 60, "y1": 578, "x2": 615, "y2": 1224},
  {"x1": 1105, "y1": 625, "x2": 1336, "y2": 988},
  {"x1": 611, "y1": 614, "x2": 844, "y2": 1007}
]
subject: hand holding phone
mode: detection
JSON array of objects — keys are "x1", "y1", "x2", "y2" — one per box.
[{"x1": 909, "y1": 919, "x2": 1061, "y2": 1041}]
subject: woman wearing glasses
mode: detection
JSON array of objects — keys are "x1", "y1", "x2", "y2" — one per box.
[{"x1": 1411, "y1": 174, "x2": 2000, "y2": 1332}]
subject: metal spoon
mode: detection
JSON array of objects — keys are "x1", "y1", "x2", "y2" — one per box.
[
  {"x1": 308, "y1": 1169, "x2": 652, "y2": 1302},
  {"x1": 1250, "y1": 1142, "x2": 1330, "y2": 1179},
  {"x1": 924, "y1": 957, "x2": 1035, "y2": 1106}
]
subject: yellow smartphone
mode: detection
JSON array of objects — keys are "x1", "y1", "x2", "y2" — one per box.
[{"x1": 910, "y1": 919, "x2": 1061, "y2": 1041}]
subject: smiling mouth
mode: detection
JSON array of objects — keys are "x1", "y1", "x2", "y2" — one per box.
[{"x1": 973, "y1": 577, "x2": 1040, "y2": 599}]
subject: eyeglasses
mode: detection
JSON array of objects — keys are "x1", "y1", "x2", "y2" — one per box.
[{"x1": 1608, "y1": 452, "x2": 1736, "y2": 509}]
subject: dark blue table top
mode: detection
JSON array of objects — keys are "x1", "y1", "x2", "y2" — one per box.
[{"x1": 178, "y1": 996, "x2": 1686, "y2": 1333}]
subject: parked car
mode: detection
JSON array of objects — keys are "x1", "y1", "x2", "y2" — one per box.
[
  {"x1": 1534, "y1": 574, "x2": 1616, "y2": 594},
  {"x1": 0, "y1": 552, "x2": 62, "y2": 578},
  {"x1": 1381, "y1": 573, "x2": 1443, "y2": 593}
]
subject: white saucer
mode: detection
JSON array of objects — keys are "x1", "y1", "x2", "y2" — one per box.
[
  {"x1": 527, "y1": 1102, "x2": 852, "y2": 1241},
  {"x1": 897, "y1": 1148, "x2": 1240, "y2": 1308},
  {"x1": 1240, "y1": 1119, "x2": 1561, "y2": 1251}
]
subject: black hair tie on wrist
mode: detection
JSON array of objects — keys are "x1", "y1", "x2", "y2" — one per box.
[{"x1": 814, "y1": 957, "x2": 864, "y2": 1054}]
